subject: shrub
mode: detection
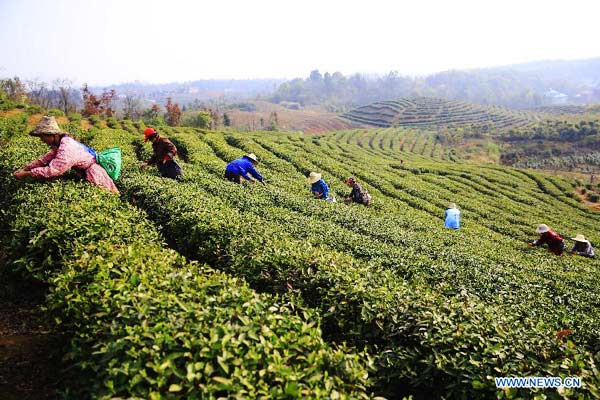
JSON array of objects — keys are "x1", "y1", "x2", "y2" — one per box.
[
  {"x1": 25, "y1": 104, "x2": 45, "y2": 115},
  {"x1": 182, "y1": 111, "x2": 213, "y2": 129},
  {"x1": 67, "y1": 112, "x2": 82, "y2": 124},
  {"x1": 0, "y1": 133, "x2": 372, "y2": 399},
  {"x1": 0, "y1": 113, "x2": 28, "y2": 142},
  {"x1": 88, "y1": 114, "x2": 101, "y2": 128},
  {"x1": 587, "y1": 193, "x2": 599, "y2": 202},
  {"x1": 47, "y1": 108, "x2": 65, "y2": 117},
  {"x1": 0, "y1": 90, "x2": 16, "y2": 111},
  {"x1": 133, "y1": 120, "x2": 146, "y2": 131},
  {"x1": 106, "y1": 117, "x2": 120, "y2": 129}
]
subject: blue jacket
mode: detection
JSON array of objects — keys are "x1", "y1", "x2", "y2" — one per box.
[
  {"x1": 444, "y1": 208, "x2": 460, "y2": 229},
  {"x1": 311, "y1": 179, "x2": 329, "y2": 200},
  {"x1": 225, "y1": 157, "x2": 263, "y2": 182}
]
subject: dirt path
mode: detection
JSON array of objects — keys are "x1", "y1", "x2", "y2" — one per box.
[
  {"x1": 575, "y1": 191, "x2": 600, "y2": 212},
  {"x1": 0, "y1": 298, "x2": 62, "y2": 399}
]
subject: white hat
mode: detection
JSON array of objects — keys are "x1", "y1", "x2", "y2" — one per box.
[
  {"x1": 571, "y1": 234, "x2": 587, "y2": 242},
  {"x1": 448, "y1": 203, "x2": 457, "y2": 209},
  {"x1": 245, "y1": 153, "x2": 258, "y2": 163},
  {"x1": 535, "y1": 224, "x2": 550, "y2": 234},
  {"x1": 307, "y1": 172, "x2": 322, "y2": 184}
]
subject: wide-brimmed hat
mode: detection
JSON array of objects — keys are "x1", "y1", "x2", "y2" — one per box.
[
  {"x1": 535, "y1": 224, "x2": 550, "y2": 234},
  {"x1": 448, "y1": 203, "x2": 457, "y2": 209},
  {"x1": 571, "y1": 234, "x2": 587, "y2": 242},
  {"x1": 245, "y1": 153, "x2": 258, "y2": 163},
  {"x1": 29, "y1": 116, "x2": 64, "y2": 136},
  {"x1": 307, "y1": 172, "x2": 322, "y2": 184}
]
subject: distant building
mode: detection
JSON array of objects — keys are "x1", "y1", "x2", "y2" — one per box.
[{"x1": 544, "y1": 89, "x2": 568, "y2": 105}]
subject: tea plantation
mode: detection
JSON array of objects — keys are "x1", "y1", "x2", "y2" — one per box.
[
  {"x1": 342, "y1": 97, "x2": 536, "y2": 130},
  {"x1": 1, "y1": 113, "x2": 599, "y2": 399}
]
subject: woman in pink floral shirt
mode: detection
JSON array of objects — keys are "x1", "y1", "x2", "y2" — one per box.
[{"x1": 13, "y1": 116, "x2": 118, "y2": 193}]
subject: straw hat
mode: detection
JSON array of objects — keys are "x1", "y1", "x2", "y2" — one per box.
[
  {"x1": 535, "y1": 224, "x2": 550, "y2": 234},
  {"x1": 571, "y1": 234, "x2": 587, "y2": 242},
  {"x1": 245, "y1": 153, "x2": 258, "y2": 163},
  {"x1": 307, "y1": 172, "x2": 322, "y2": 184},
  {"x1": 448, "y1": 203, "x2": 457, "y2": 209},
  {"x1": 29, "y1": 116, "x2": 64, "y2": 136}
]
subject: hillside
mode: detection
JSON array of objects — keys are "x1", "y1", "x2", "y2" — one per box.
[
  {"x1": 342, "y1": 97, "x2": 537, "y2": 130},
  {"x1": 503, "y1": 58, "x2": 600, "y2": 87},
  {"x1": 1, "y1": 115, "x2": 600, "y2": 398},
  {"x1": 224, "y1": 101, "x2": 358, "y2": 133},
  {"x1": 270, "y1": 59, "x2": 600, "y2": 109}
]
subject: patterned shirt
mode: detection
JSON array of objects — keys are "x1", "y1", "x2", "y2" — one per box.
[{"x1": 25, "y1": 136, "x2": 118, "y2": 193}]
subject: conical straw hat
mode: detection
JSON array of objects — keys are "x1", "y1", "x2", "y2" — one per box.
[
  {"x1": 29, "y1": 116, "x2": 63, "y2": 136},
  {"x1": 571, "y1": 234, "x2": 587, "y2": 242},
  {"x1": 307, "y1": 172, "x2": 322, "y2": 184}
]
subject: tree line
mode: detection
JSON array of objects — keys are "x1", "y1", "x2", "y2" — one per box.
[
  {"x1": 0, "y1": 76, "x2": 233, "y2": 129},
  {"x1": 270, "y1": 68, "x2": 600, "y2": 109}
]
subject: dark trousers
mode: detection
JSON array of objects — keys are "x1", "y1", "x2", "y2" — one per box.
[
  {"x1": 224, "y1": 170, "x2": 242, "y2": 184},
  {"x1": 159, "y1": 160, "x2": 183, "y2": 180},
  {"x1": 550, "y1": 241, "x2": 565, "y2": 256}
]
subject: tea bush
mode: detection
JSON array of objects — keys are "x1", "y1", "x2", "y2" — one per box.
[
  {"x1": 102, "y1": 128, "x2": 600, "y2": 399},
  {"x1": 0, "y1": 130, "x2": 373, "y2": 399},
  {"x1": 4, "y1": 112, "x2": 600, "y2": 399}
]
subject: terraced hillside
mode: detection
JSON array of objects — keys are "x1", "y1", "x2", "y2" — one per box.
[
  {"x1": 342, "y1": 97, "x2": 536, "y2": 130},
  {"x1": 2, "y1": 116, "x2": 600, "y2": 399},
  {"x1": 531, "y1": 105, "x2": 600, "y2": 116}
]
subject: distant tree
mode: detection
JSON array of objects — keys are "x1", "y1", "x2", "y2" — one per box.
[
  {"x1": 26, "y1": 79, "x2": 53, "y2": 109},
  {"x1": 165, "y1": 97, "x2": 181, "y2": 126},
  {"x1": 123, "y1": 93, "x2": 143, "y2": 120},
  {"x1": 100, "y1": 89, "x2": 117, "y2": 117},
  {"x1": 209, "y1": 108, "x2": 220, "y2": 129},
  {"x1": 223, "y1": 112, "x2": 231, "y2": 127},
  {"x1": 81, "y1": 85, "x2": 116, "y2": 118},
  {"x1": 53, "y1": 78, "x2": 77, "y2": 115},
  {"x1": 182, "y1": 110, "x2": 212, "y2": 129},
  {"x1": 266, "y1": 111, "x2": 279, "y2": 131},
  {"x1": 150, "y1": 104, "x2": 161, "y2": 115},
  {"x1": 81, "y1": 84, "x2": 101, "y2": 116},
  {"x1": 323, "y1": 72, "x2": 333, "y2": 94},
  {"x1": 143, "y1": 104, "x2": 166, "y2": 126},
  {"x1": 309, "y1": 70, "x2": 323, "y2": 83},
  {"x1": 0, "y1": 76, "x2": 27, "y2": 103}
]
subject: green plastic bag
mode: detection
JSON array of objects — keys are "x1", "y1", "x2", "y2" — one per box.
[{"x1": 96, "y1": 147, "x2": 122, "y2": 181}]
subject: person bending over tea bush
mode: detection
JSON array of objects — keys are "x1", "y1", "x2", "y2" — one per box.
[
  {"x1": 528, "y1": 224, "x2": 565, "y2": 255},
  {"x1": 13, "y1": 116, "x2": 118, "y2": 193},
  {"x1": 569, "y1": 234, "x2": 595, "y2": 258},
  {"x1": 140, "y1": 128, "x2": 183, "y2": 180},
  {"x1": 444, "y1": 203, "x2": 461, "y2": 230},
  {"x1": 307, "y1": 171, "x2": 335, "y2": 202},
  {"x1": 224, "y1": 153, "x2": 265, "y2": 185},
  {"x1": 344, "y1": 176, "x2": 371, "y2": 205}
]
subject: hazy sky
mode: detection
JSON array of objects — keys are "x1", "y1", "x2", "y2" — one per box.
[{"x1": 1, "y1": 0, "x2": 599, "y2": 86}]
